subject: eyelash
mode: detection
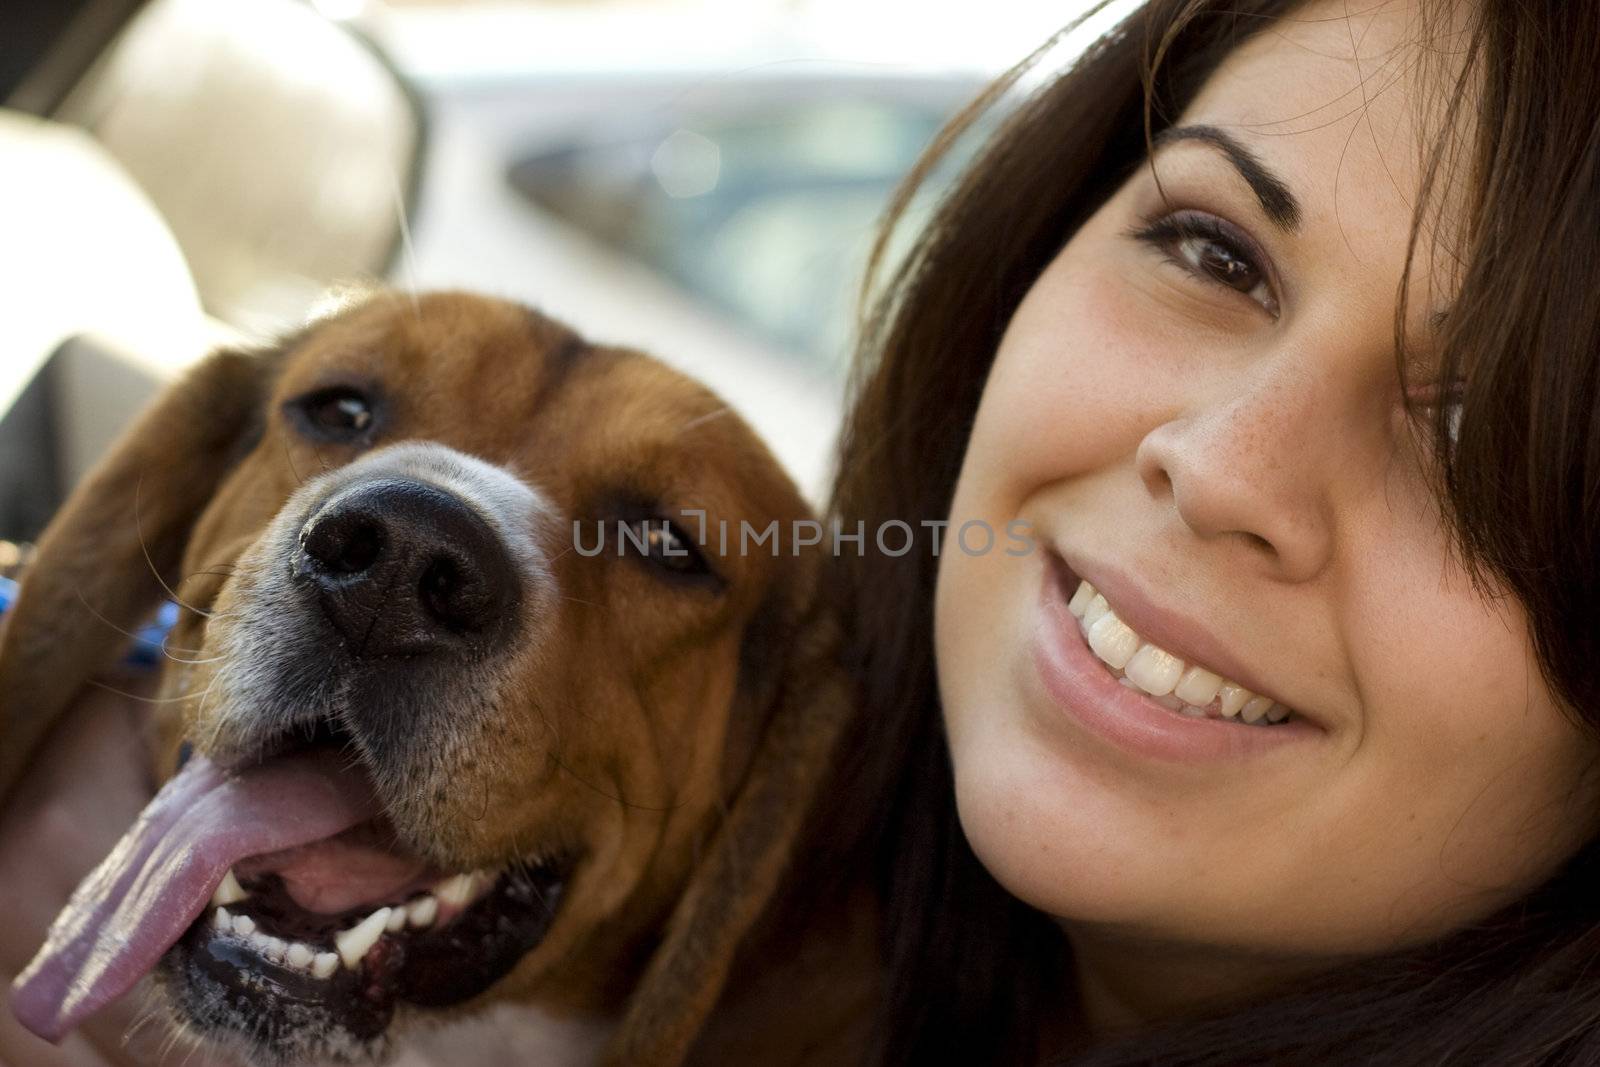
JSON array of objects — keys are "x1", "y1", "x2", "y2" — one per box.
[{"x1": 1127, "y1": 210, "x2": 1281, "y2": 319}]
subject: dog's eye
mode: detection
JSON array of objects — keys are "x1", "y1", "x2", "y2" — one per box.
[
  {"x1": 291, "y1": 387, "x2": 377, "y2": 443},
  {"x1": 626, "y1": 519, "x2": 709, "y2": 576}
]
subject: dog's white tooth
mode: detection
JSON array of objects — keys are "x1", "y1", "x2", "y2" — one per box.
[
  {"x1": 259, "y1": 935, "x2": 287, "y2": 963},
  {"x1": 286, "y1": 942, "x2": 315, "y2": 970},
  {"x1": 312, "y1": 952, "x2": 340, "y2": 979},
  {"x1": 213, "y1": 907, "x2": 232, "y2": 931},
  {"x1": 232, "y1": 913, "x2": 256, "y2": 937},
  {"x1": 408, "y1": 895, "x2": 438, "y2": 928},
  {"x1": 211, "y1": 869, "x2": 248, "y2": 907},
  {"x1": 385, "y1": 906, "x2": 407, "y2": 933},
  {"x1": 336, "y1": 908, "x2": 391, "y2": 969},
  {"x1": 434, "y1": 874, "x2": 476, "y2": 908}
]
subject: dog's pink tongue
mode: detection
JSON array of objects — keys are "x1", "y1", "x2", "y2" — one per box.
[{"x1": 10, "y1": 750, "x2": 379, "y2": 1043}]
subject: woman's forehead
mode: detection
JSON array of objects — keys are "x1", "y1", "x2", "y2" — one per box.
[{"x1": 1185, "y1": 0, "x2": 1450, "y2": 195}]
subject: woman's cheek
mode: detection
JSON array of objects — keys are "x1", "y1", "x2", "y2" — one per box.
[{"x1": 973, "y1": 256, "x2": 1202, "y2": 503}]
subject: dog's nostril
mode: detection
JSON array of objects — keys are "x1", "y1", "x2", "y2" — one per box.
[
  {"x1": 304, "y1": 513, "x2": 385, "y2": 575},
  {"x1": 419, "y1": 557, "x2": 475, "y2": 631}
]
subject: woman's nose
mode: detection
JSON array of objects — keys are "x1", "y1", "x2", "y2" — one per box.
[{"x1": 1133, "y1": 361, "x2": 1344, "y2": 582}]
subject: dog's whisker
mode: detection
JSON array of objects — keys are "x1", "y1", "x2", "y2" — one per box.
[
  {"x1": 159, "y1": 621, "x2": 219, "y2": 664},
  {"x1": 85, "y1": 678, "x2": 207, "y2": 706},
  {"x1": 70, "y1": 588, "x2": 210, "y2": 654},
  {"x1": 153, "y1": 1014, "x2": 189, "y2": 1066},
  {"x1": 281, "y1": 432, "x2": 308, "y2": 487},
  {"x1": 175, "y1": 566, "x2": 239, "y2": 585},
  {"x1": 134, "y1": 477, "x2": 213, "y2": 618},
  {"x1": 468, "y1": 764, "x2": 491, "y2": 824},
  {"x1": 191, "y1": 671, "x2": 226, "y2": 730},
  {"x1": 162, "y1": 648, "x2": 226, "y2": 665},
  {"x1": 175, "y1": 1024, "x2": 205, "y2": 1067},
  {"x1": 544, "y1": 742, "x2": 679, "y2": 814},
  {"x1": 121, "y1": 990, "x2": 164, "y2": 1049}
]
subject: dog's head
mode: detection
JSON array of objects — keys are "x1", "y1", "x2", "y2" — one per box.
[{"x1": 2, "y1": 292, "x2": 847, "y2": 1065}]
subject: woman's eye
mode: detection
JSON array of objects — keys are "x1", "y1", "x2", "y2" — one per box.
[
  {"x1": 626, "y1": 519, "x2": 710, "y2": 577},
  {"x1": 1129, "y1": 210, "x2": 1280, "y2": 318},
  {"x1": 291, "y1": 387, "x2": 378, "y2": 443}
]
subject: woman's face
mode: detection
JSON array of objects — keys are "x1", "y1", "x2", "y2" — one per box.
[{"x1": 936, "y1": 0, "x2": 1600, "y2": 984}]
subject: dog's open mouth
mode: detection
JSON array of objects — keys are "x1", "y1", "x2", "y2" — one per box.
[
  {"x1": 12, "y1": 735, "x2": 567, "y2": 1054},
  {"x1": 167, "y1": 830, "x2": 565, "y2": 1050}
]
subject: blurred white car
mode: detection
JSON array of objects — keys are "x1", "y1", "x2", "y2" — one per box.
[{"x1": 2, "y1": 0, "x2": 1123, "y2": 528}]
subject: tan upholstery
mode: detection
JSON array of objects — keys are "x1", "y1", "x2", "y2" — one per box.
[{"x1": 54, "y1": 0, "x2": 422, "y2": 335}]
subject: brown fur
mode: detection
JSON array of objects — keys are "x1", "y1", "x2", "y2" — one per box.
[{"x1": 0, "y1": 291, "x2": 855, "y2": 1064}]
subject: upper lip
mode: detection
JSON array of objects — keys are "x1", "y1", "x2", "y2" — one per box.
[{"x1": 1051, "y1": 547, "x2": 1306, "y2": 719}]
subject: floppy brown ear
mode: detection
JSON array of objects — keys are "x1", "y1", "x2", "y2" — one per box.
[
  {"x1": 0, "y1": 344, "x2": 283, "y2": 802},
  {"x1": 601, "y1": 592, "x2": 853, "y2": 1067}
]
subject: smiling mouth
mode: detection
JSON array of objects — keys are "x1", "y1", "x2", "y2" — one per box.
[{"x1": 1048, "y1": 553, "x2": 1296, "y2": 726}]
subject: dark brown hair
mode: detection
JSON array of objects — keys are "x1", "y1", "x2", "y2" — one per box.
[{"x1": 817, "y1": 0, "x2": 1600, "y2": 1063}]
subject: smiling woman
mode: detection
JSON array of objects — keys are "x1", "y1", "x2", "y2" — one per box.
[{"x1": 802, "y1": 0, "x2": 1600, "y2": 1063}]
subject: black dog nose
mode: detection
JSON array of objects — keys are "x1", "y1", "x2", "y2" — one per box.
[{"x1": 297, "y1": 479, "x2": 519, "y2": 657}]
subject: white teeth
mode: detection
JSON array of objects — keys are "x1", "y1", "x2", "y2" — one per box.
[
  {"x1": 1240, "y1": 695, "x2": 1274, "y2": 724},
  {"x1": 1067, "y1": 580, "x2": 1097, "y2": 616},
  {"x1": 1072, "y1": 580, "x2": 1295, "y2": 726},
  {"x1": 211, "y1": 869, "x2": 247, "y2": 907},
  {"x1": 1087, "y1": 613, "x2": 1140, "y2": 670},
  {"x1": 202, "y1": 871, "x2": 503, "y2": 981},
  {"x1": 1124, "y1": 643, "x2": 1184, "y2": 697},
  {"x1": 335, "y1": 908, "x2": 392, "y2": 969},
  {"x1": 210, "y1": 907, "x2": 335, "y2": 976},
  {"x1": 408, "y1": 894, "x2": 438, "y2": 928},
  {"x1": 1082, "y1": 592, "x2": 1112, "y2": 629},
  {"x1": 434, "y1": 873, "x2": 482, "y2": 909},
  {"x1": 1174, "y1": 665, "x2": 1223, "y2": 707}
]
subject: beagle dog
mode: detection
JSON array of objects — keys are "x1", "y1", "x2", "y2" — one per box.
[{"x1": 0, "y1": 291, "x2": 850, "y2": 1066}]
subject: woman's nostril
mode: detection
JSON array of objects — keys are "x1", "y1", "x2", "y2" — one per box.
[{"x1": 1242, "y1": 531, "x2": 1273, "y2": 554}]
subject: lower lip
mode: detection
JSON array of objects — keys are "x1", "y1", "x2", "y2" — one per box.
[{"x1": 1030, "y1": 557, "x2": 1321, "y2": 764}]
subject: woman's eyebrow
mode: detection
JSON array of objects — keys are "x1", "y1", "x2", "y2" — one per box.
[{"x1": 1151, "y1": 124, "x2": 1303, "y2": 235}]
